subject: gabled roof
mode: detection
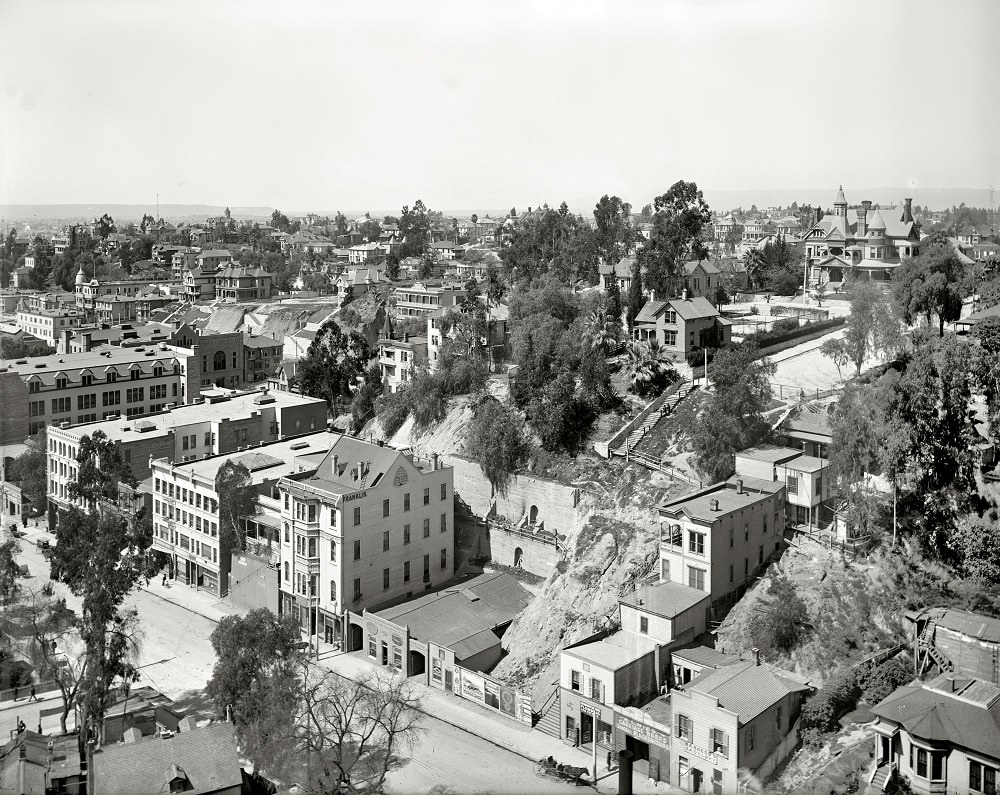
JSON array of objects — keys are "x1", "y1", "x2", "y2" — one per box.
[
  {"x1": 685, "y1": 260, "x2": 721, "y2": 275},
  {"x1": 688, "y1": 660, "x2": 812, "y2": 722},
  {"x1": 91, "y1": 723, "x2": 242, "y2": 795},
  {"x1": 634, "y1": 300, "x2": 667, "y2": 324},
  {"x1": 670, "y1": 295, "x2": 719, "y2": 321}
]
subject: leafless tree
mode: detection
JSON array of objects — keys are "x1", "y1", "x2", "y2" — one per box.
[{"x1": 271, "y1": 664, "x2": 423, "y2": 794}]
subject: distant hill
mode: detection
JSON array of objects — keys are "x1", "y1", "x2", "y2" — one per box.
[
  {"x1": 701, "y1": 187, "x2": 994, "y2": 213},
  {"x1": 2, "y1": 204, "x2": 277, "y2": 222}
]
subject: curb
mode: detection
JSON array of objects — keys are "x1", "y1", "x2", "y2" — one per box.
[{"x1": 141, "y1": 589, "x2": 606, "y2": 789}]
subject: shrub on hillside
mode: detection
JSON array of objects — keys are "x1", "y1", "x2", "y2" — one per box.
[
  {"x1": 375, "y1": 389, "x2": 411, "y2": 438},
  {"x1": 745, "y1": 576, "x2": 809, "y2": 659},
  {"x1": 857, "y1": 658, "x2": 911, "y2": 705},
  {"x1": 800, "y1": 668, "x2": 861, "y2": 738}
]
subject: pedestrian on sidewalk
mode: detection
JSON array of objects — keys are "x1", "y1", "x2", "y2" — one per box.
[
  {"x1": 12, "y1": 686, "x2": 18, "y2": 701},
  {"x1": 162, "y1": 573, "x2": 167, "y2": 586},
  {"x1": 27, "y1": 686, "x2": 36, "y2": 702},
  {"x1": 607, "y1": 750, "x2": 613, "y2": 771}
]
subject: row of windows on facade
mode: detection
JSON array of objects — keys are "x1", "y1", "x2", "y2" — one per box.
[
  {"x1": 29, "y1": 383, "x2": 175, "y2": 412},
  {"x1": 155, "y1": 524, "x2": 218, "y2": 562},
  {"x1": 663, "y1": 514, "x2": 780, "y2": 554},
  {"x1": 284, "y1": 549, "x2": 446, "y2": 598},
  {"x1": 27, "y1": 366, "x2": 178, "y2": 392},
  {"x1": 283, "y1": 484, "x2": 449, "y2": 525},
  {"x1": 285, "y1": 514, "x2": 449, "y2": 556},
  {"x1": 675, "y1": 708, "x2": 781, "y2": 755},
  {"x1": 153, "y1": 480, "x2": 220, "y2": 513},
  {"x1": 154, "y1": 502, "x2": 219, "y2": 537}
]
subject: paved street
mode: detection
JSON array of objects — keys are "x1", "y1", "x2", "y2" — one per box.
[{"x1": 3, "y1": 524, "x2": 587, "y2": 794}]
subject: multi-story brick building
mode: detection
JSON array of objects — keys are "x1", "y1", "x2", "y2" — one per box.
[
  {"x1": 0, "y1": 347, "x2": 191, "y2": 444},
  {"x1": 276, "y1": 436, "x2": 455, "y2": 648},
  {"x1": 46, "y1": 388, "x2": 328, "y2": 521},
  {"x1": 150, "y1": 431, "x2": 337, "y2": 596},
  {"x1": 658, "y1": 476, "x2": 785, "y2": 614}
]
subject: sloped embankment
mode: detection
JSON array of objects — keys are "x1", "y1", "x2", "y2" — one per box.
[{"x1": 714, "y1": 538, "x2": 908, "y2": 681}]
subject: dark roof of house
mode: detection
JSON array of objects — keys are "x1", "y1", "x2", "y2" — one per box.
[
  {"x1": 92, "y1": 723, "x2": 243, "y2": 795},
  {"x1": 688, "y1": 660, "x2": 812, "y2": 722},
  {"x1": 871, "y1": 678, "x2": 1000, "y2": 759},
  {"x1": 375, "y1": 572, "x2": 532, "y2": 659},
  {"x1": 934, "y1": 608, "x2": 1000, "y2": 643}
]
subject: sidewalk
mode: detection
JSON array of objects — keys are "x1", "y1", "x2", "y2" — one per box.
[
  {"x1": 139, "y1": 575, "x2": 245, "y2": 624},
  {"x1": 144, "y1": 583, "x2": 673, "y2": 793}
]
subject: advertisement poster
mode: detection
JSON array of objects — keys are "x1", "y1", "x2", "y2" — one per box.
[{"x1": 460, "y1": 670, "x2": 485, "y2": 703}]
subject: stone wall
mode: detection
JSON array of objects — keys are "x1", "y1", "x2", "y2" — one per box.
[{"x1": 487, "y1": 525, "x2": 562, "y2": 577}]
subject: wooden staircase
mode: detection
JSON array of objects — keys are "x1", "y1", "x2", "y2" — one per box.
[
  {"x1": 870, "y1": 764, "x2": 891, "y2": 792},
  {"x1": 533, "y1": 688, "x2": 561, "y2": 739},
  {"x1": 612, "y1": 379, "x2": 695, "y2": 457},
  {"x1": 917, "y1": 620, "x2": 954, "y2": 676}
]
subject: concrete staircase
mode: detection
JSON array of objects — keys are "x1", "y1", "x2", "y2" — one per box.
[
  {"x1": 533, "y1": 689, "x2": 561, "y2": 739},
  {"x1": 612, "y1": 379, "x2": 695, "y2": 457}
]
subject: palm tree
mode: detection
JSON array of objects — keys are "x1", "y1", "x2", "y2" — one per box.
[
  {"x1": 624, "y1": 341, "x2": 672, "y2": 395},
  {"x1": 583, "y1": 311, "x2": 621, "y2": 354}
]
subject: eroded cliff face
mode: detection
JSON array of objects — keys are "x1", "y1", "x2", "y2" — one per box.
[{"x1": 375, "y1": 399, "x2": 693, "y2": 705}]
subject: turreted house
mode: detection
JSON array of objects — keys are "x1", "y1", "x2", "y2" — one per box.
[{"x1": 803, "y1": 186, "x2": 922, "y2": 287}]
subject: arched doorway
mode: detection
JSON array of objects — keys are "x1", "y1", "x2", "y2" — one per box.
[
  {"x1": 348, "y1": 623, "x2": 363, "y2": 652},
  {"x1": 528, "y1": 505, "x2": 538, "y2": 525},
  {"x1": 513, "y1": 547, "x2": 523, "y2": 568},
  {"x1": 408, "y1": 650, "x2": 426, "y2": 677}
]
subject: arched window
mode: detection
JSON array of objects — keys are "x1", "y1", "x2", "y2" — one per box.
[
  {"x1": 284, "y1": 562, "x2": 290, "y2": 581},
  {"x1": 213, "y1": 351, "x2": 226, "y2": 371}
]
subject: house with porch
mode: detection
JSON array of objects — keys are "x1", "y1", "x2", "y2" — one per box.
[
  {"x1": 870, "y1": 674, "x2": 1000, "y2": 795},
  {"x1": 632, "y1": 296, "x2": 732, "y2": 361},
  {"x1": 802, "y1": 187, "x2": 921, "y2": 287}
]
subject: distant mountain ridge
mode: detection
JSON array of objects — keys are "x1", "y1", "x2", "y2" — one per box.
[
  {"x1": 1, "y1": 204, "x2": 277, "y2": 222},
  {"x1": 3, "y1": 187, "x2": 994, "y2": 223}
]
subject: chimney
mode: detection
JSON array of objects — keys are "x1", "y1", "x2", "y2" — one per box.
[
  {"x1": 123, "y1": 727, "x2": 142, "y2": 744},
  {"x1": 681, "y1": 288, "x2": 688, "y2": 301},
  {"x1": 332, "y1": 454, "x2": 338, "y2": 474},
  {"x1": 432, "y1": 452, "x2": 439, "y2": 471},
  {"x1": 902, "y1": 197, "x2": 914, "y2": 224},
  {"x1": 736, "y1": 479, "x2": 744, "y2": 495},
  {"x1": 648, "y1": 289, "x2": 656, "y2": 302},
  {"x1": 709, "y1": 498, "x2": 720, "y2": 511},
  {"x1": 856, "y1": 204, "x2": 868, "y2": 237},
  {"x1": 752, "y1": 647, "x2": 760, "y2": 666},
  {"x1": 357, "y1": 461, "x2": 364, "y2": 481}
]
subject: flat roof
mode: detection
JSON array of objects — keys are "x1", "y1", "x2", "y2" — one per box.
[
  {"x1": 620, "y1": 580, "x2": 710, "y2": 619},
  {"x1": 735, "y1": 444, "x2": 803, "y2": 464},
  {"x1": 54, "y1": 389, "x2": 324, "y2": 443},
  {"x1": 564, "y1": 631, "x2": 659, "y2": 671},
  {"x1": 782, "y1": 455, "x2": 827, "y2": 474},
  {"x1": 158, "y1": 430, "x2": 337, "y2": 485},
  {"x1": 672, "y1": 645, "x2": 738, "y2": 669},
  {"x1": 659, "y1": 476, "x2": 782, "y2": 523},
  {"x1": 375, "y1": 572, "x2": 532, "y2": 656}
]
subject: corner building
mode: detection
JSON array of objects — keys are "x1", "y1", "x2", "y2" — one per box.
[{"x1": 277, "y1": 436, "x2": 455, "y2": 648}]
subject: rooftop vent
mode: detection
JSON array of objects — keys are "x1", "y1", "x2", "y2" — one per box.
[
  {"x1": 289, "y1": 441, "x2": 309, "y2": 451},
  {"x1": 34, "y1": 363, "x2": 46, "y2": 368},
  {"x1": 709, "y1": 498, "x2": 720, "y2": 511}
]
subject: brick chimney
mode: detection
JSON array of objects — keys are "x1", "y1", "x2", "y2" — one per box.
[
  {"x1": 902, "y1": 198, "x2": 914, "y2": 223},
  {"x1": 856, "y1": 202, "x2": 869, "y2": 237}
]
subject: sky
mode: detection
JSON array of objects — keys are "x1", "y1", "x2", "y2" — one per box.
[{"x1": 1, "y1": 0, "x2": 998, "y2": 214}]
